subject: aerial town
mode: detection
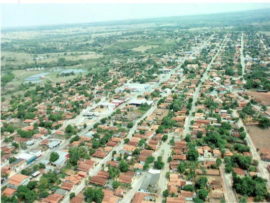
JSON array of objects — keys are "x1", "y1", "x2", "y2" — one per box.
[{"x1": 1, "y1": 6, "x2": 270, "y2": 203}]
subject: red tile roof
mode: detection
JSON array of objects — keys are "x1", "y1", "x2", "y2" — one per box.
[
  {"x1": 2, "y1": 187, "x2": 16, "y2": 197},
  {"x1": 42, "y1": 193, "x2": 64, "y2": 203},
  {"x1": 8, "y1": 174, "x2": 29, "y2": 186}
]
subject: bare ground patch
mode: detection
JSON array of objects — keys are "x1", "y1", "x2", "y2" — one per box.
[
  {"x1": 246, "y1": 91, "x2": 270, "y2": 106},
  {"x1": 132, "y1": 45, "x2": 158, "y2": 52},
  {"x1": 246, "y1": 125, "x2": 270, "y2": 151}
]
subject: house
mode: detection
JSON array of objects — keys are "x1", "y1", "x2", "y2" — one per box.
[
  {"x1": 1, "y1": 166, "x2": 11, "y2": 177},
  {"x1": 167, "y1": 173, "x2": 186, "y2": 194},
  {"x1": 107, "y1": 161, "x2": 118, "y2": 168},
  {"x1": 132, "y1": 192, "x2": 156, "y2": 203},
  {"x1": 22, "y1": 125, "x2": 34, "y2": 131},
  {"x1": 60, "y1": 173, "x2": 85, "y2": 192},
  {"x1": 48, "y1": 140, "x2": 61, "y2": 149},
  {"x1": 213, "y1": 149, "x2": 221, "y2": 157},
  {"x1": 10, "y1": 159, "x2": 27, "y2": 172},
  {"x1": 129, "y1": 98, "x2": 152, "y2": 106},
  {"x1": 71, "y1": 193, "x2": 84, "y2": 203},
  {"x1": 118, "y1": 171, "x2": 135, "y2": 184},
  {"x1": 166, "y1": 196, "x2": 185, "y2": 203},
  {"x1": 61, "y1": 181, "x2": 74, "y2": 191},
  {"x1": 42, "y1": 193, "x2": 64, "y2": 203},
  {"x1": 122, "y1": 145, "x2": 137, "y2": 155},
  {"x1": 114, "y1": 188, "x2": 125, "y2": 197},
  {"x1": 77, "y1": 159, "x2": 95, "y2": 173},
  {"x1": 8, "y1": 174, "x2": 30, "y2": 188},
  {"x1": 180, "y1": 190, "x2": 195, "y2": 201},
  {"x1": 92, "y1": 150, "x2": 107, "y2": 159},
  {"x1": 169, "y1": 161, "x2": 180, "y2": 170},
  {"x1": 2, "y1": 187, "x2": 16, "y2": 197},
  {"x1": 173, "y1": 155, "x2": 187, "y2": 161},
  {"x1": 134, "y1": 163, "x2": 143, "y2": 170},
  {"x1": 260, "y1": 148, "x2": 270, "y2": 162},
  {"x1": 103, "y1": 189, "x2": 120, "y2": 203},
  {"x1": 233, "y1": 168, "x2": 245, "y2": 176},
  {"x1": 90, "y1": 171, "x2": 109, "y2": 186}
]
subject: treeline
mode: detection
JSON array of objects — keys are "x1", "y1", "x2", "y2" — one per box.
[
  {"x1": 1, "y1": 71, "x2": 15, "y2": 86},
  {"x1": 3, "y1": 58, "x2": 84, "y2": 70}
]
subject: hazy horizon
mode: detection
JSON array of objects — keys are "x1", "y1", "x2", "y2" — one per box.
[{"x1": 1, "y1": 3, "x2": 270, "y2": 28}]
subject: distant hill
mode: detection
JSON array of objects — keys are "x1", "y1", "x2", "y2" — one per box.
[{"x1": 3, "y1": 8, "x2": 270, "y2": 32}]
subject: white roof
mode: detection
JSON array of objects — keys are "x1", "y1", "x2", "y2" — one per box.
[
  {"x1": 32, "y1": 171, "x2": 41, "y2": 177},
  {"x1": 26, "y1": 140, "x2": 34, "y2": 145},
  {"x1": 16, "y1": 152, "x2": 35, "y2": 160},
  {"x1": 148, "y1": 169, "x2": 161, "y2": 174},
  {"x1": 48, "y1": 140, "x2": 61, "y2": 148},
  {"x1": 129, "y1": 98, "x2": 153, "y2": 105}
]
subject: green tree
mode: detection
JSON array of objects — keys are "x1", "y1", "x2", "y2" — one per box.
[
  {"x1": 109, "y1": 167, "x2": 120, "y2": 179},
  {"x1": 216, "y1": 158, "x2": 222, "y2": 167},
  {"x1": 162, "y1": 135, "x2": 168, "y2": 142},
  {"x1": 65, "y1": 124, "x2": 76, "y2": 135},
  {"x1": 154, "y1": 156, "x2": 164, "y2": 169},
  {"x1": 182, "y1": 185, "x2": 194, "y2": 191},
  {"x1": 196, "y1": 177, "x2": 208, "y2": 189},
  {"x1": 27, "y1": 181, "x2": 38, "y2": 190},
  {"x1": 119, "y1": 160, "x2": 129, "y2": 172},
  {"x1": 187, "y1": 147, "x2": 199, "y2": 161},
  {"x1": 233, "y1": 175, "x2": 268, "y2": 200},
  {"x1": 197, "y1": 189, "x2": 208, "y2": 201},
  {"x1": 84, "y1": 187, "x2": 104, "y2": 203},
  {"x1": 1, "y1": 195, "x2": 18, "y2": 203},
  {"x1": 112, "y1": 181, "x2": 120, "y2": 189},
  {"x1": 127, "y1": 122, "x2": 133, "y2": 128},
  {"x1": 177, "y1": 162, "x2": 186, "y2": 173},
  {"x1": 70, "y1": 192, "x2": 75, "y2": 199},
  {"x1": 163, "y1": 189, "x2": 169, "y2": 197},
  {"x1": 49, "y1": 152, "x2": 59, "y2": 163},
  {"x1": 258, "y1": 116, "x2": 270, "y2": 129},
  {"x1": 16, "y1": 185, "x2": 37, "y2": 203},
  {"x1": 69, "y1": 147, "x2": 80, "y2": 166}
]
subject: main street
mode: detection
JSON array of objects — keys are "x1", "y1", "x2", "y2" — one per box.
[
  {"x1": 220, "y1": 164, "x2": 238, "y2": 203},
  {"x1": 240, "y1": 32, "x2": 246, "y2": 79},
  {"x1": 183, "y1": 35, "x2": 229, "y2": 137}
]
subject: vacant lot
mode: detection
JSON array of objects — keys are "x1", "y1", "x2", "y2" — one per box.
[
  {"x1": 247, "y1": 91, "x2": 270, "y2": 106},
  {"x1": 132, "y1": 45, "x2": 158, "y2": 52},
  {"x1": 260, "y1": 31, "x2": 270, "y2": 36},
  {"x1": 247, "y1": 125, "x2": 270, "y2": 151}
]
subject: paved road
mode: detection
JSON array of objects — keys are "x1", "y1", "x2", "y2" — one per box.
[
  {"x1": 220, "y1": 164, "x2": 238, "y2": 203},
  {"x1": 257, "y1": 33, "x2": 268, "y2": 51},
  {"x1": 183, "y1": 35, "x2": 229, "y2": 137},
  {"x1": 240, "y1": 32, "x2": 246, "y2": 78},
  {"x1": 155, "y1": 133, "x2": 173, "y2": 202},
  {"x1": 119, "y1": 172, "x2": 147, "y2": 203}
]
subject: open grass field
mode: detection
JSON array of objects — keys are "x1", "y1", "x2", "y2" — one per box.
[
  {"x1": 247, "y1": 125, "x2": 270, "y2": 151},
  {"x1": 132, "y1": 45, "x2": 158, "y2": 52},
  {"x1": 260, "y1": 31, "x2": 270, "y2": 36}
]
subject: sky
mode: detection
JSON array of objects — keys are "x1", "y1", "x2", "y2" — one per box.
[{"x1": 1, "y1": 3, "x2": 270, "y2": 28}]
